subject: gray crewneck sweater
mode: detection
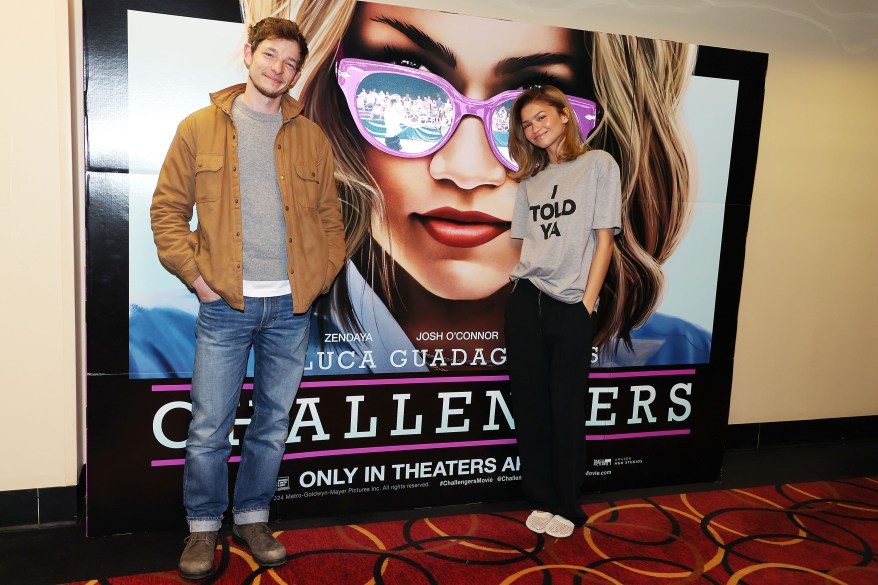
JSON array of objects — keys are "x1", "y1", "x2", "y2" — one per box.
[{"x1": 232, "y1": 96, "x2": 289, "y2": 282}]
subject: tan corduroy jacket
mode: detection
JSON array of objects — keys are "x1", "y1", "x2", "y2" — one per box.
[{"x1": 150, "y1": 84, "x2": 345, "y2": 314}]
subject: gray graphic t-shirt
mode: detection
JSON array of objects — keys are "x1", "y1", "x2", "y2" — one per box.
[{"x1": 510, "y1": 149, "x2": 622, "y2": 303}]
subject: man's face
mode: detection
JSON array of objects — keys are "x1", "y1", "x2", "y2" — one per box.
[{"x1": 243, "y1": 37, "x2": 302, "y2": 99}]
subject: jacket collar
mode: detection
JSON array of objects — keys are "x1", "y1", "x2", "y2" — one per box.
[{"x1": 209, "y1": 83, "x2": 304, "y2": 123}]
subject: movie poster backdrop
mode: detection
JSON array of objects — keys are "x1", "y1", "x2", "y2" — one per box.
[{"x1": 84, "y1": 0, "x2": 766, "y2": 535}]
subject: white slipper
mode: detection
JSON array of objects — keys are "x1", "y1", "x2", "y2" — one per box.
[
  {"x1": 525, "y1": 510, "x2": 554, "y2": 533},
  {"x1": 545, "y1": 515, "x2": 575, "y2": 538}
]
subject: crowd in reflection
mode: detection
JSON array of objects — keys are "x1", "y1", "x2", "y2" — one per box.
[{"x1": 355, "y1": 87, "x2": 511, "y2": 135}]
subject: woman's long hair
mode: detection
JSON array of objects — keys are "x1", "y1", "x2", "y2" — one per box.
[
  {"x1": 240, "y1": 0, "x2": 696, "y2": 352},
  {"x1": 586, "y1": 33, "x2": 695, "y2": 349}
]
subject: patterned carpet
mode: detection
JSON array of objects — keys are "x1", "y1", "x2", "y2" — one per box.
[{"x1": 65, "y1": 477, "x2": 878, "y2": 584}]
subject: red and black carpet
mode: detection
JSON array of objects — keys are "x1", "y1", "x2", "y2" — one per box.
[{"x1": 65, "y1": 477, "x2": 878, "y2": 584}]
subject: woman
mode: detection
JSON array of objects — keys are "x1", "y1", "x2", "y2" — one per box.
[
  {"x1": 504, "y1": 86, "x2": 620, "y2": 538},
  {"x1": 129, "y1": 0, "x2": 707, "y2": 378}
]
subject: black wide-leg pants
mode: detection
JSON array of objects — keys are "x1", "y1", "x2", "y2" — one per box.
[{"x1": 504, "y1": 279, "x2": 592, "y2": 525}]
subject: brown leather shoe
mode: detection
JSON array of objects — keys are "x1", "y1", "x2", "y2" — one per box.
[
  {"x1": 178, "y1": 531, "x2": 218, "y2": 580},
  {"x1": 232, "y1": 522, "x2": 287, "y2": 567}
]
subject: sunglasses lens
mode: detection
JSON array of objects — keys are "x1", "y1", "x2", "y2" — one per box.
[
  {"x1": 492, "y1": 97, "x2": 518, "y2": 170},
  {"x1": 354, "y1": 72, "x2": 453, "y2": 154}
]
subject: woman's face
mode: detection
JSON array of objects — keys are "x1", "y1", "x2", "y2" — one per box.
[
  {"x1": 345, "y1": 4, "x2": 590, "y2": 300},
  {"x1": 521, "y1": 100, "x2": 570, "y2": 161}
]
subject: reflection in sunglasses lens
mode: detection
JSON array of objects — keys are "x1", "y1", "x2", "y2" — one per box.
[
  {"x1": 355, "y1": 73, "x2": 453, "y2": 155},
  {"x1": 493, "y1": 98, "x2": 517, "y2": 169}
]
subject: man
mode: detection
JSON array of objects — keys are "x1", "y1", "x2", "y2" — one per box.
[
  {"x1": 150, "y1": 17, "x2": 344, "y2": 580},
  {"x1": 382, "y1": 96, "x2": 405, "y2": 151}
]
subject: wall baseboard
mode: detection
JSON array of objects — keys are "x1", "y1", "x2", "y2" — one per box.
[
  {"x1": 0, "y1": 466, "x2": 84, "y2": 530},
  {"x1": 724, "y1": 415, "x2": 878, "y2": 449}
]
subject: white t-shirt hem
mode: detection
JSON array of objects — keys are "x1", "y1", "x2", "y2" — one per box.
[{"x1": 243, "y1": 279, "x2": 291, "y2": 297}]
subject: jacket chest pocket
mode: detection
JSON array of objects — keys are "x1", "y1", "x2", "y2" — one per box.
[
  {"x1": 293, "y1": 161, "x2": 319, "y2": 209},
  {"x1": 195, "y1": 154, "x2": 224, "y2": 203}
]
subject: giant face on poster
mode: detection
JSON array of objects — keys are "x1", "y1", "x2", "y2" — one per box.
[{"x1": 84, "y1": 0, "x2": 765, "y2": 535}]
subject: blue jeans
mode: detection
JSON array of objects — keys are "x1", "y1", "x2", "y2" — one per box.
[{"x1": 184, "y1": 294, "x2": 309, "y2": 532}]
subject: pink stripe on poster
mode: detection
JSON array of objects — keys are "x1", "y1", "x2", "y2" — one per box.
[
  {"x1": 151, "y1": 438, "x2": 518, "y2": 467},
  {"x1": 586, "y1": 429, "x2": 691, "y2": 440},
  {"x1": 281, "y1": 438, "x2": 518, "y2": 460},
  {"x1": 149, "y1": 430, "x2": 690, "y2": 467},
  {"x1": 589, "y1": 369, "x2": 696, "y2": 378},
  {"x1": 150, "y1": 368, "x2": 695, "y2": 392}
]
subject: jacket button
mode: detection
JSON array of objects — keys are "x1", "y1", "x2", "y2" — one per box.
[
  {"x1": 236, "y1": 232, "x2": 240, "y2": 237},
  {"x1": 288, "y1": 238, "x2": 292, "y2": 243},
  {"x1": 232, "y1": 135, "x2": 236, "y2": 140},
  {"x1": 277, "y1": 144, "x2": 281, "y2": 149},
  {"x1": 285, "y1": 205, "x2": 289, "y2": 211},
  {"x1": 280, "y1": 175, "x2": 285, "y2": 180},
  {"x1": 236, "y1": 263, "x2": 240, "y2": 269}
]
